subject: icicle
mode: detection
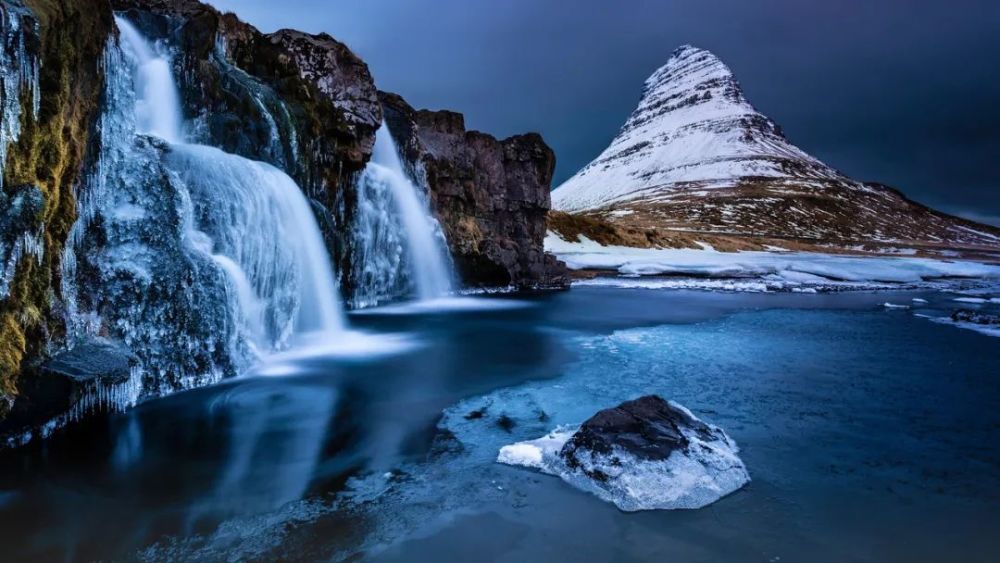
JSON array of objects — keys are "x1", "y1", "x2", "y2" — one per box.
[
  {"x1": 0, "y1": 1, "x2": 40, "y2": 190},
  {"x1": 0, "y1": 229, "x2": 43, "y2": 299}
]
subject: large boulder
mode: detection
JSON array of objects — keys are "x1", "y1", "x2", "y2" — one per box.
[
  {"x1": 498, "y1": 395, "x2": 749, "y2": 511},
  {"x1": 380, "y1": 91, "x2": 567, "y2": 289}
]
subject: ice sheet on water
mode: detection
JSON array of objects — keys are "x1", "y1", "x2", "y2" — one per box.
[{"x1": 547, "y1": 232, "x2": 1000, "y2": 292}]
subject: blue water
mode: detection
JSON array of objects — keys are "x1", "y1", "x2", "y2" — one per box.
[{"x1": 0, "y1": 288, "x2": 997, "y2": 561}]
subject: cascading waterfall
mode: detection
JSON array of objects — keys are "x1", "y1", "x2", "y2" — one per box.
[
  {"x1": 351, "y1": 122, "x2": 453, "y2": 306},
  {"x1": 57, "y1": 17, "x2": 353, "y2": 426},
  {"x1": 114, "y1": 16, "x2": 345, "y2": 346},
  {"x1": 114, "y1": 18, "x2": 184, "y2": 143}
]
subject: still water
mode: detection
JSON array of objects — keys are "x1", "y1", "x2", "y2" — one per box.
[{"x1": 0, "y1": 288, "x2": 997, "y2": 562}]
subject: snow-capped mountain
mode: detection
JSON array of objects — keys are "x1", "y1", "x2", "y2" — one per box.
[{"x1": 551, "y1": 45, "x2": 1000, "y2": 252}]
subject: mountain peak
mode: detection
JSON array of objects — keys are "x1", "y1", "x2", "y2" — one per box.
[
  {"x1": 552, "y1": 45, "x2": 832, "y2": 212},
  {"x1": 649, "y1": 45, "x2": 736, "y2": 94},
  {"x1": 551, "y1": 46, "x2": 1000, "y2": 250}
]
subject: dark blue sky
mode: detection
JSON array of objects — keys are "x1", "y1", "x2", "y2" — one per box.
[{"x1": 206, "y1": 0, "x2": 1000, "y2": 224}]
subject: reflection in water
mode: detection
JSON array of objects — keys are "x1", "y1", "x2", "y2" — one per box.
[{"x1": 191, "y1": 385, "x2": 336, "y2": 526}]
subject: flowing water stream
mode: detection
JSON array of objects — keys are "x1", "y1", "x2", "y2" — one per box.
[
  {"x1": 115, "y1": 16, "x2": 346, "y2": 347},
  {"x1": 351, "y1": 123, "x2": 454, "y2": 307}
]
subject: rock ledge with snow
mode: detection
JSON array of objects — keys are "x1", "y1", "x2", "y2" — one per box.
[{"x1": 497, "y1": 395, "x2": 749, "y2": 511}]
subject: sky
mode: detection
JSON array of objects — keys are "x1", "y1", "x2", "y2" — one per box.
[{"x1": 206, "y1": 0, "x2": 1000, "y2": 225}]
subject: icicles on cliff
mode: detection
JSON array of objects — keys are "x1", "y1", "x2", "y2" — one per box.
[
  {"x1": 62, "y1": 17, "x2": 349, "y2": 415},
  {"x1": 350, "y1": 122, "x2": 453, "y2": 307},
  {"x1": 0, "y1": 230, "x2": 42, "y2": 299},
  {"x1": 0, "y1": 1, "x2": 42, "y2": 300},
  {"x1": 65, "y1": 366, "x2": 144, "y2": 423},
  {"x1": 0, "y1": 0, "x2": 39, "y2": 191}
]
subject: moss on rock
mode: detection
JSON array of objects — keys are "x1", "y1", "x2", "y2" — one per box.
[{"x1": 0, "y1": 0, "x2": 112, "y2": 415}]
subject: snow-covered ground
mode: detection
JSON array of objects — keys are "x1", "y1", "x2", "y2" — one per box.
[{"x1": 546, "y1": 232, "x2": 1000, "y2": 291}]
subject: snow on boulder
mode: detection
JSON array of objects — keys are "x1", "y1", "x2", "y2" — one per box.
[{"x1": 497, "y1": 395, "x2": 749, "y2": 511}]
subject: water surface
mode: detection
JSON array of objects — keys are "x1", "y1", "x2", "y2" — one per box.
[{"x1": 0, "y1": 288, "x2": 997, "y2": 562}]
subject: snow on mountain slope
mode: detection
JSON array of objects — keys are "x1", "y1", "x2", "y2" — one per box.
[
  {"x1": 552, "y1": 45, "x2": 843, "y2": 212},
  {"x1": 550, "y1": 46, "x2": 1000, "y2": 251}
]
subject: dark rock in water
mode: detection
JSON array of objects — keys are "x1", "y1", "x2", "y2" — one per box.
[
  {"x1": 0, "y1": 339, "x2": 138, "y2": 447},
  {"x1": 41, "y1": 339, "x2": 136, "y2": 385},
  {"x1": 562, "y1": 395, "x2": 714, "y2": 466},
  {"x1": 952, "y1": 309, "x2": 1000, "y2": 325},
  {"x1": 497, "y1": 395, "x2": 749, "y2": 511},
  {"x1": 380, "y1": 91, "x2": 568, "y2": 289}
]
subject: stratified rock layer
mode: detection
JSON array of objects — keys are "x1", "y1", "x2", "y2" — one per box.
[
  {"x1": 381, "y1": 92, "x2": 567, "y2": 288},
  {"x1": 552, "y1": 45, "x2": 1000, "y2": 255}
]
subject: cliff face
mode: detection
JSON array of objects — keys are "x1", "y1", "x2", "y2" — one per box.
[
  {"x1": 380, "y1": 92, "x2": 567, "y2": 288},
  {"x1": 1, "y1": 0, "x2": 113, "y2": 420}
]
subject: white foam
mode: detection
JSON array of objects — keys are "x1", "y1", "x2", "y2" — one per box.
[
  {"x1": 250, "y1": 330, "x2": 417, "y2": 375},
  {"x1": 354, "y1": 296, "x2": 531, "y2": 315},
  {"x1": 953, "y1": 297, "x2": 988, "y2": 304}
]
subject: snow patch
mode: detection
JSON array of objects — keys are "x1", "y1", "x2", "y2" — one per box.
[{"x1": 546, "y1": 232, "x2": 1000, "y2": 291}]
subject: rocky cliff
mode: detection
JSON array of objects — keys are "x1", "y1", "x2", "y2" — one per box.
[
  {"x1": 381, "y1": 92, "x2": 567, "y2": 288},
  {"x1": 1, "y1": 0, "x2": 113, "y2": 422},
  {"x1": 551, "y1": 45, "x2": 1000, "y2": 257}
]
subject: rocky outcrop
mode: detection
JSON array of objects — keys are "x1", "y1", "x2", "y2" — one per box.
[
  {"x1": 551, "y1": 45, "x2": 1000, "y2": 257},
  {"x1": 497, "y1": 395, "x2": 750, "y2": 511},
  {"x1": 380, "y1": 92, "x2": 567, "y2": 288},
  {"x1": 561, "y1": 395, "x2": 713, "y2": 469}
]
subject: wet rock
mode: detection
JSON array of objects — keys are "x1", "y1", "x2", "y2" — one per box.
[
  {"x1": 41, "y1": 338, "x2": 135, "y2": 385},
  {"x1": 562, "y1": 395, "x2": 714, "y2": 467},
  {"x1": 0, "y1": 339, "x2": 137, "y2": 446},
  {"x1": 498, "y1": 395, "x2": 749, "y2": 511},
  {"x1": 379, "y1": 91, "x2": 568, "y2": 289}
]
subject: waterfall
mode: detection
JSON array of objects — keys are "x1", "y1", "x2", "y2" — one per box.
[
  {"x1": 351, "y1": 123, "x2": 453, "y2": 306},
  {"x1": 58, "y1": 17, "x2": 350, "y2": 409},
  {"x1": 114, "y1": 17, "x2": 184, "y2": 144},
  {"x1": 114, "y1": 17, "x2": 346, "y2": 347}
]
